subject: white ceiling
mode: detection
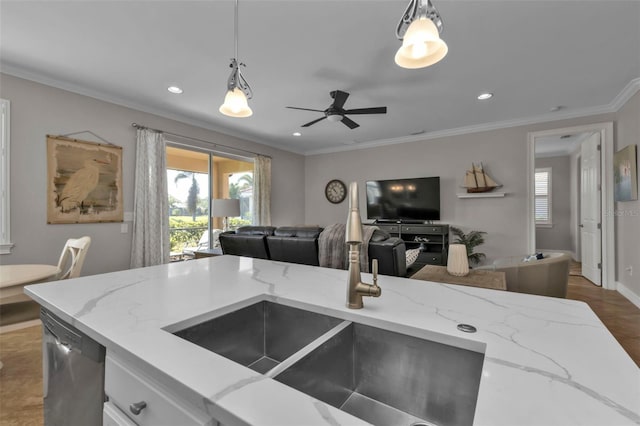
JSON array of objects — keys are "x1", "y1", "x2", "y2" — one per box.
[{"x1": 1, "y1": 1, "x2": 639, "y2": 155}]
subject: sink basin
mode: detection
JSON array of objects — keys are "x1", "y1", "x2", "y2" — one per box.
[
  {"x1": 173, "y1": 301, "x2": 342, "y2": 373},
  {"x1": 272, "y1": 323, "x2": 484, "y2": 426},
  {"x1": 173, "y1": 301, "x2": 483, "y2": 426}
]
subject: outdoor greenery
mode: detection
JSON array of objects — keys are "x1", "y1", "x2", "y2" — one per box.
[
  {"x1": 228, "y1": 173, "x2": 252, "y2": 201},
  {"x1": 174, "y1": 172, "x2": 200, "y2": 221},
  {"x1": 450, "y1": 227, "x2": 487, "y2": 266},
  {"x1": 169, "y1": 216, "x2": 207, "y2": 252},
  {"x1": 168, "y1": 170, "x2": 253, "y2": 253},
  {"x1": 169, "y1": 215, "x2": 252, "y2": 252}
]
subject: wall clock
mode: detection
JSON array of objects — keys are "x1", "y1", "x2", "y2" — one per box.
[{"x1": 325, "y1": 179, "x2": 347, "y2": 204}]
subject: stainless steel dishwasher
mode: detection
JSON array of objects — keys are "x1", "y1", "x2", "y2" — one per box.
[{"x1": 41, "y1": 308, "x2": 106, "y2": 426}]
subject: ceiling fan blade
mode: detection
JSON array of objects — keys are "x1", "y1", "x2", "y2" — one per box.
[
  {"x1": 344, "y1": 107, "x2": 387, "y2": 115},
  {"x1": 301, "y1": 116, "x2": 327, "y2": 127},
  {"x1": 331, "y1": 90, "x2": 350, "y2": 109},
  {"x1": 286, "y1": 106, "x2": 325, "y2": 112},
  {"x1": 341, "y1": 116, "x2": 360, "y2": 129}
]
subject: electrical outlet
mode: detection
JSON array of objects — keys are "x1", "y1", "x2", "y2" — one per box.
[
  {"x1": 120, "y1": 223, "x2": 128, "y2": 234},
  {"x1": 625, "y1": 266, "x2": 633, "y2": 277}
]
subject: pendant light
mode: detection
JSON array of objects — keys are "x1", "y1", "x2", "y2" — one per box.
[
  {"x1": 395, "y1": 0, "x2": 448, "y2": 69},
  {"x1": 219, "y1": 0, "x2": 253, "y2": 118}
]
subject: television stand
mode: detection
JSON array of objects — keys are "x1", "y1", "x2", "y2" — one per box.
[
  {"x1": 375, "y1": 223, "x2": 449, "y2": 268},
  {"x1": 373, "y1": 219, "x2": 432, "y2": 225}
]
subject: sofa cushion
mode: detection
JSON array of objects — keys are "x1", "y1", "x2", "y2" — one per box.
[
  {"x1": 219, "y1": 230, "x2": 272, "y2": 259},
  {"x1": 235, "y1": 226, "x2": 276, "y2": 236},
  {"x1": 273, "y1": 226, "x2": 323, "y2": 238},
  {"x1": 368, "y1": 236, "x2": 407, "y2": 277},
  {"x1": 370, "y1": 228, "x2": 391, "y2": 242}
]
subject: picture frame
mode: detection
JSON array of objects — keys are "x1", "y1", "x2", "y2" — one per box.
[
  {"x1": 613, "y1": 144, "x2": 638, "y2": 202},
  {"x1": 47, "y1": 135, "x2": 123, "y2": 223}
]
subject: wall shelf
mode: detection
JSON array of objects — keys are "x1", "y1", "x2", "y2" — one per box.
[{"x1": 457, "y1": 192, "x2": 506, "y2": 199}]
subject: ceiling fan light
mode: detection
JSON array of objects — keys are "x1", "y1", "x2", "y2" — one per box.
[
  {"x1": 326, "y1": 113, "x2": 343, "y2": 122},
  {"x1": 395, "y1": 18, "x2": 448, "y2": 69},
  {"x1": 219, "y1": 87, "x2": 253, "y2": 118}
]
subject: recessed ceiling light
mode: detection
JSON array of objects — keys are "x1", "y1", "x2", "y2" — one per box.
[
  {"x1": 292, "y1": 132, "x2": 302, "y2": 137},
  {"x1": 477, "y1": 93, "x2": 493, "y2": 100},
  {"x1": 167, "y1": 86, "x2": 183, "y2": 94}
]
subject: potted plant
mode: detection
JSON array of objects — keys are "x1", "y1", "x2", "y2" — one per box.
[{"x1": 450, "y1": 227, "x2": 487, "y2": 266}]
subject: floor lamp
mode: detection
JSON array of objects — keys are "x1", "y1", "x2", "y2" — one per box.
[{"x1": 212, "y1": 199, "x2": 241, "y2": 232}]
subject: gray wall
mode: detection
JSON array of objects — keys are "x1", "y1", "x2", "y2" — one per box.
[
  {"x1": 614, "y1": 90, "x2": 640, "y2": 298},
  {"x1": 535, "y1": 155, "x2": 572, "y2": 251},
  {"x1": 3, "y1": 72, "x2": 637, "y2": 301},
  {"x1": 305, "y1": 114, "x2": 618, "y2": 266},
  {"x1": 0, "y1": 74, "x2": 306, "y2": 276}
]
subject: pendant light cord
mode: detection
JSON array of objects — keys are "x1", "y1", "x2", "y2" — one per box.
[{"x1": 234, "y1": 0, "x2": 239, "y2": 60}]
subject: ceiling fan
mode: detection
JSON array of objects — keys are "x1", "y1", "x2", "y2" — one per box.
[{"x1": 286, "y1": 90, "x2": 387, "y2": 129}]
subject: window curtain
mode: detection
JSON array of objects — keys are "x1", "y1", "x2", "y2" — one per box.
[
  {"x1": 130, "y1": 129, "x2": 169, "y2": 268},
  {"x1": 253, "y1": 155, "x2": 271, "y2": 226}
]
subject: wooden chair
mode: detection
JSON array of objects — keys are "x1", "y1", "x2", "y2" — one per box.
[{"x1": 57, "y1": 236, "x2": 91, "y2": 280}]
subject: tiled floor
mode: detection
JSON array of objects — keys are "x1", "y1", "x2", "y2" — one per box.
[{"x1": 0, "y1": 268, "x2": 638, "y2": 425}]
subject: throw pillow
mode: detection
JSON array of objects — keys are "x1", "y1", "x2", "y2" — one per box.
[{"x1": 406, "y1": 248, "x2": 421, "y2": 268}]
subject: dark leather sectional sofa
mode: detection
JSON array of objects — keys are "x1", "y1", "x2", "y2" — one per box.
[{"x1": 219, "y1": 226, "x2": 407, "y2": 277}]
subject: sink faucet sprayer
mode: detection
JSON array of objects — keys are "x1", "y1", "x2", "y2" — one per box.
[{"x1": 346, "y1": 182, "x2": 381, "y2": 309}]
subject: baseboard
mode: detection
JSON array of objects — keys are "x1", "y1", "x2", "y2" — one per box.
[
  {"x1": 616, "y1": 281, "x2": 640, "y2": 310},
  {"x1": 0, "y1": 319, "x2": 41, "y2": 334}
]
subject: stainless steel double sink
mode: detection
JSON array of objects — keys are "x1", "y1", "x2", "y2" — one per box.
[{"x1": 173, "y1": 301, "x2": 485, "y2": 426}]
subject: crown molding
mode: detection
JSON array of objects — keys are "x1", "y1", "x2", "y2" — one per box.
[
  {"x1": 305, "y1": 78, "x2": 640, "y2": 156},
  {"x1": 0, "y1": 64, "x2": 306, "y2": 156},
  {"x1": 2, "y1": 63, "x2": 637, "y2": 158}
]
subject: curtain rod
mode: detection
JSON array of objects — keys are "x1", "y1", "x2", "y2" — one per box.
[{"x1": 131, "y1": 123, "x2": 271, "y2": 159}]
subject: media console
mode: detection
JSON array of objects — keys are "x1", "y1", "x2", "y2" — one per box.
[{"x1": 375, "y1": 222, "x2": 449, "y2": 269}]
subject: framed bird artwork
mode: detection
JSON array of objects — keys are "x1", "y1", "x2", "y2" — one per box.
[{"x1": 47, "y1": 135, "x2": 123, "y2": 224}]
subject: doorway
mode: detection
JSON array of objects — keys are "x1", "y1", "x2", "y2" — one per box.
[
  {"x1": 165, "y1": 146, "x2": 254, "y2": 258},
  {"x1": 527, "y1": 122, "x2": 615, "y2": 290}
]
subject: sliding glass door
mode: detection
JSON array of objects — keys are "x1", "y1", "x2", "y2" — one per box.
[{"x1": 166, "y1": 146, "x2": 253, "y2": 259}]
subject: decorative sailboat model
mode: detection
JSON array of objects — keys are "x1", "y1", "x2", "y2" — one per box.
[{"x1": 463, "y1": 162, "x2": 502, "y2": 193}]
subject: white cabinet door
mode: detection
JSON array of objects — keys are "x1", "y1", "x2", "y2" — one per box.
[
  {"x1": 105, "y1": 355, "x2": 213, "y2": 426},
  {"x1": 580, "y1": 132, "x2": 602, "y2": 286}
]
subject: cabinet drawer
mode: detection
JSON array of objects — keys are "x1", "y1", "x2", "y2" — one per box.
[
  {"x1": 377, "y1": 224, "x2": 400, "y2": 234},
  {"x1": 104, "y1": 401, "x2": 137, "y2": 426},
  {"x1": 418, "y1": 252, "x2": 443, "y2": 265},
  {"x1": 105, "y1": 355, "x2": 211, "y2": 426},
  {"x1": 401, "y1": 225, "x2": 446, "y2": 234}
]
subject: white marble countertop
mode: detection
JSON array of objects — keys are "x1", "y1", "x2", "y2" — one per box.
[{"x1": 26, "y1": 256, "x2": 640, "y2": 426}]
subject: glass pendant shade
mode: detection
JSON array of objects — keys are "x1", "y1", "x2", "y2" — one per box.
[
  {"x1": 395, "y1": 17, "x2": 448, "y2": 69},
  {"x1": 219, "y1": 87, "x2": 253, "y2": 118}
]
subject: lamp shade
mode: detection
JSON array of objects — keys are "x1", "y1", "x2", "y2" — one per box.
[
  {"x1": 212, "y1": 198, "x2": 240, "y2": 218},
  {"x1": 447, "y1": 244, "x2": 469, "y2": 277},
  {"x1": 219, "y1": 88, "x2": 253, "y2": 118},
  {"x1": 395, "y1": 17, "x2": 448, "y2": 69}
]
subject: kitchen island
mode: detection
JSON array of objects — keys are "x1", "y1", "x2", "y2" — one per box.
[{"x1": 26, "y1": 255, "x2": 640, "y2": 426}]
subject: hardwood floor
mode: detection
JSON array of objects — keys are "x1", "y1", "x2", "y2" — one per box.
[
  {"x1": 566, "y1": 265, "x2": 640, "y2": 367},
  {"x1": 0, "y1": 269, "x2": 638, "y2": 425},
  {"x1": 0, "y1": 325, "x2": 43, "y2": 426}
]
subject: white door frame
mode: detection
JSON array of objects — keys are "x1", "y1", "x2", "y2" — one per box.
[{"x1": 527, "y1": 122, "x2": 615, "y2": 290}]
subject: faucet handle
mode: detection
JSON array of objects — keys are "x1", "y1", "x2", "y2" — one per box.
[{"x1": 372, "y1": 259, "x2": 378, "y2": 287}]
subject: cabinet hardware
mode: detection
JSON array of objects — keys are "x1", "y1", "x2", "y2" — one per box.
[{"x1": 130, "y1": 401, "x2": 147, "y2": 415}]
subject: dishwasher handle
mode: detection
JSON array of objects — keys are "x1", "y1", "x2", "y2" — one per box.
[{"x1": 40, "y1": 308, "x2": 104, "y2": 362}]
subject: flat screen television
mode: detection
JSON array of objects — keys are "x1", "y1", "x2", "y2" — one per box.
[{"x1": 366, "y1": 177, "x2": 440, "y2": 222}]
